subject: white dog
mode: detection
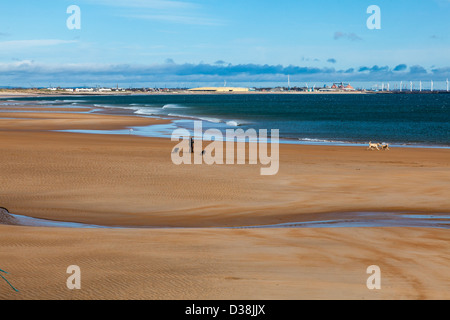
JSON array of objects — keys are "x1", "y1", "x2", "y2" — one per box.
[{"x1": 367, "y1": 141, "x2": 380, "y2": 150}]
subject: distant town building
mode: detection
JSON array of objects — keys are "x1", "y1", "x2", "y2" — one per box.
[
  {"x1": 75, "y1": 88, "x2": 94, "y2": 92},
  {"x1": 318, "y1": 87, "x2": 335, "y2": 92},
  {"x1": 188, "y1": 87, "x2": 249, "y2": 92}
]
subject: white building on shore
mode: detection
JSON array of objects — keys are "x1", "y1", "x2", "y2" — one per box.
[
  {"x1": 75, "y1": 88, "x2": 94, "y2": 93},
  {"x1": 188, "y1": 87, "x2": 249, "y2": 92}
]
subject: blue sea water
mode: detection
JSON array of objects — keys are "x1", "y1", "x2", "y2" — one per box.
[{"x1": 4, "y1": 93, "x2": 450, "y2": 147}]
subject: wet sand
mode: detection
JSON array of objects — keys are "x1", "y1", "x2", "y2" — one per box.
[
  {"x1": 1, "y1": 225, "x2": 448, "y2": 300},
  {"x1": 0, "y1": 104, "x2": 449, "y2": 299}
]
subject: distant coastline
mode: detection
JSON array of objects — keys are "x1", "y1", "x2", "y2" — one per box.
[{"x1": 1, "y1": 88, "x2": 449, "y2": 98}]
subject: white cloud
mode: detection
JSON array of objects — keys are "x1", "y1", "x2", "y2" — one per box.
[
  {"x1": 85, "y1": 0, "x2": 196, "y2": 10},
  {"x1": 334, "y1": 32, "x2": 363, "y2": 41},
  {"x1": 84, "y1": 0, "x2": 223, "y2": 26},
  {"x1": 126, "y1": 14, "x2": 225, "y2": 26},
  {"x1": 1, "y1": 61, "x2": 448, "y2": 86},
  {"x1": 0, "y1": 39, "x2": 78, "y2": 50}
]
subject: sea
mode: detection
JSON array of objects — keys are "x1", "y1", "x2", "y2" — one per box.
[{"x1": 2, "y1": 93, "x2": 449, "y2": 148}]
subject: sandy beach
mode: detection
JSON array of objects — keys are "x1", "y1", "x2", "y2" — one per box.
[{"x1": 0, "y1": 103, "x2": 449, "y2": 300}]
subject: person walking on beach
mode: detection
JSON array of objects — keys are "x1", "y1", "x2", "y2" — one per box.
[{"x1": 190, "y1": 137, "x2": 194, "y2": 154}]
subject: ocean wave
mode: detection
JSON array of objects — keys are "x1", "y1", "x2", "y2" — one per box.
[
  {"x1": 298, "y1": 137, "x2": 363, "y2": 145},
  {"x1": 127, "y1": 103, "x2": 156, "y2": 108},
  {"x1": 37, "y1": 101, "x2": 58, "y2": 104},
  {"x1": 166, "y1": 112, "x2": 248, "y2": 127},
  {"x1": 100, "y1": 105, "x2": 162, "y2": 116},
  {"x1": 199, "y1": 117, "x2": 222, "y2": 123},
  {"x1": 167, "y1": 113, "x2": 223, "y2": 123},
  {"x1": 167, "y1": 113, "x2": 195, "y2": 120},
  {"x1": 134, "y1": 107, "x2": 163, "y2": 116},
  {"x1": 226, "y1": 120, "x2": 245, "y2": 127},
  {"x1": 92, "y1": 104, "x2": 121, "y2": 108},
  {"x1": 162, "y1": 104, "x2": 187, "y2": 109}
]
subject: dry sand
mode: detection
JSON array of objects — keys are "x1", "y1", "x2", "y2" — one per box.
[{"x1": 0, "y1": 105, "x2": 449, "y2": 300}]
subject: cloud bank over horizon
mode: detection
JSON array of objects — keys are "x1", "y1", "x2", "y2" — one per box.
[{"x1": 0, "y1": 60, "x2": 449, "y2": 87}]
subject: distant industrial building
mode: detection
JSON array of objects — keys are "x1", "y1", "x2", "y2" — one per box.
[{"x1": 330, "y1": 83, "x2": 355, "y2": 91}]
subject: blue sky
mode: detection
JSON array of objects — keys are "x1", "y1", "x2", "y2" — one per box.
[{"x1": 0, "y1": 0, "x2": 449, "y2": 87}]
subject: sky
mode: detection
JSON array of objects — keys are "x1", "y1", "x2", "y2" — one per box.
[{"x1": 0, "y1": 0, "x2": 449, "y2": 87}]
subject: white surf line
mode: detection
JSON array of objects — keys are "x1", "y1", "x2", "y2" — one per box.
[
  {"x1": 1, "y1": 210, "x2": 449, "y2": 230},
  {"x1": 6, "y1": 213, "x2": 110, "y2": 229}
]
